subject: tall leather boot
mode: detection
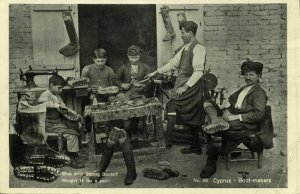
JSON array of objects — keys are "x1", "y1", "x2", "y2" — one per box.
[
  {"x1": 160, "y1": 6, "x2": 176, "y2": 42},
  {"x1": 203, "y1": 102, "x2": 229, "y2": 134},
  {"x1": 165, "y1": 115, "x2": 176, "y2": 149},
  {"x1": 200, "y1": 143, "x2": 219, "y2": 178},
  {"x1": 119, "y1": 130, "x2": 137, "y2": 185},
  {"x1": 59, "y1": 11, "x2": 80, "y2": 57},
  {"x1": 90, "y1": 127, "x2": 119, "y2": 183},
  {"x1": 89, "y1": 145, "x2": 114, "y2": 183}
]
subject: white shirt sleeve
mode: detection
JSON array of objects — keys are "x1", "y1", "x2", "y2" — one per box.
[
  {"x1": 38, "y1": 91, "x2": 60, "y2": 109},
  {"x1": 157, "y1": 47, "x2": 184, "y2": 74},
  {"x1": 185, "y1": 44, "x2": 206, "y2": 87}
]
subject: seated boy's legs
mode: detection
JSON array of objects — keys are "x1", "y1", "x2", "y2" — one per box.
[{"x1": 63, "y1": 133, "x2": 85, "y2": 169}]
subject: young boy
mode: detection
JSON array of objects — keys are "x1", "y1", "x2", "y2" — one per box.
[
  {"x1": 38, "y1": 74, "x2": 84, "y2": 169},
  {"x1": 81, "y1": 48, "x2": 116, "y2": 104}
]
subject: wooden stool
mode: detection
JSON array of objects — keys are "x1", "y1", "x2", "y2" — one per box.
[
  {"x1": 225, "y1": 134, "x2": 263, "y2": 170},
  {"x1": 46, "y1": 132, "x2": 64, "y2": 154}
]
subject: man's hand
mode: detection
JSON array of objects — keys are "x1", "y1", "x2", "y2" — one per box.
[
  {"x1": 222, "y1": 109, "x2": 230, "y2": 119},
  {"x1": 223, "y1": 113, "x2": 240, "y2": 121},
  {"x1": 176, "y1": 84, "x2": 189, "y2": 97},
  {"x1": 121, "y1": 83, "x2": 131, "y2": 90},
  {"x1": 144, "y1": 70, "x2": 158, "y2": 80},
  {"x1": 57, "y1": 105, "x2": 68, "y2": 112},
  {"x1": 133, "y1": 83, "x2": 145, "y2": 88}
]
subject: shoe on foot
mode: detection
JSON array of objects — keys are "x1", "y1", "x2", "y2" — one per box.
[
  {"x1": 180, "y1": 147, "x2": 202, "y2": 155},
  {"x1": 69, "y1": 158, "x2": 85, "y2": 169},
  {"x1": 124, "y1": 171, "x2": 137, "y2": 185},
  {"x1": 89, "y1": 172, "x2": 102, "y2": 183},
  {"x1": 200, "y1": 167, "x2": 216, "y2": 178}
]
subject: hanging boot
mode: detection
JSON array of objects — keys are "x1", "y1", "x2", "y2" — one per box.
[
  {"x1": 119, "y1": 129, "x2": 137, "y2": 185},
  {"x1": 202, "y1": 102, "x2": 230, "y2": 134},
  {"x1": 160, "y1": 6, "x2": 176, "y2": 42},
  {"x1": 59, "y1": 11, "x2": 80, "y2": 57},
  {"x1": 177, "y1": 13, "x2": 187, "y2": 26}
]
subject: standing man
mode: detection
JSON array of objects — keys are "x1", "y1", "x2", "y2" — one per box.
[
  {"x1": 145, "y1": 21, "x2": 207, "y2": 154},
  {"x1": 200, "y1": 59, "x2": 268, "y2": 178},
  {"x1": 81, "y1": 48, "x2": 116, "y2": 104},
  {"x1": 115, "y1": 45, "x2": 152, "y2": 141}
]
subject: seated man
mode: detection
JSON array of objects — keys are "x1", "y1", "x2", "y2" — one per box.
[
  {"x1": 38, "y1": 75, "x2": 85, "y2": 169},
  {"x1": 81, "y1": 48, "x2": 116, "y2": 104},
  {"x1": 115, "y1": 45, "x2": 152, "y2": 141},
  {"x1": 200, "y1": 59, "x2": 268, "y2": 178}
]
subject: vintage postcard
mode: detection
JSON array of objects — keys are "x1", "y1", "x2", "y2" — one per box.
[{"x1": 0, "y1": 0, "x2": 298, "y2": 194}]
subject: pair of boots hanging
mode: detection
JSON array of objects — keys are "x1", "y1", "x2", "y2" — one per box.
[
  {"x1": 161, "y1": 6, "x2": 187, "y2": 42},
  {"x1": 59, "y1": 11, "x2": 80, "y2": 57}
]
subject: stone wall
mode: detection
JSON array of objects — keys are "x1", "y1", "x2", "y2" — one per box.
[
  {"x1": 203, "y1": 4, "x2": 287, "y2": 130},
  {"x1": 9, "y1": 4, "x2": 34, "y2": 124}
]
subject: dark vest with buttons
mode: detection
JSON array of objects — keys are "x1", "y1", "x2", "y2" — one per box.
[{"x1": 174, "y1": 39, "x2": 201, "y2": 90}]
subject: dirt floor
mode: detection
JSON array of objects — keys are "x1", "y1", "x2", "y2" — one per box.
[{"x1": 9, "y1": 130, "x2": 287, "y2": 188}]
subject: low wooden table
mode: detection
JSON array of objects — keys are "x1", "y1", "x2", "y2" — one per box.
[{"x1": 84, "y1": 97, "x2": 165, "y2": 160}]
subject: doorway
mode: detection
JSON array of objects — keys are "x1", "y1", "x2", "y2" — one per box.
[{"x1": 78, "y1": 4, "x2": 157, "y2": 73}]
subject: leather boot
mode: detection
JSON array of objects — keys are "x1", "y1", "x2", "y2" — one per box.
[
  {"x1": 89, "y1": 145, "x2": 114, "y2": 183},
  {"x1": 181, "y1": 127, "x2": 202, "y2": 155},
  {"x1": 165, "y1": 115, "x2": 176, "y2": 149},
  {"x1": 160, "y1": 6, "x2": 176, "y2": 41},
  {"x1": 119, "y1": 134, "x2": 137, "y2": 185},
  {"x1": 203, "y1": 102, "x2": 229, "y2": 134},
  {"x1": 59, "y1": 11, "x2": 80, "y2": 57},
  {"x1": 200, "y1": 143, "x2": 219, "y2": 178}
]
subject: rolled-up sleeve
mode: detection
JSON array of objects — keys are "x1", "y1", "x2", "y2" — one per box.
[
  {"x1": 185, "y1": 44, "x2": 206, "y2": 87},
  {"x1": 157, "y1": 47, "x2": 183, "y2": 74},
  {"x1": 81, "y1": 66, "x2": 90, "y2": 83}
]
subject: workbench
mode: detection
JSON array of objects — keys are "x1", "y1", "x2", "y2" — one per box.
[{"x1": 84, "y1": 97, "x2": 165, "y2": 160}]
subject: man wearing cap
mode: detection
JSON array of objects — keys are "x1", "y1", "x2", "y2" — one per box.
[
  {"x1": 200, "y1": 59, "x2": 268, "y2": 178},
  {"x1": 115, "y1": 45, "x2": 152, "y2": 141},
  {"x1": 145, "y1": 21, "x2": 207, "y2": 154},
  {"x1": 81, "y1": 48, "x2": 116, "y2": 103}
]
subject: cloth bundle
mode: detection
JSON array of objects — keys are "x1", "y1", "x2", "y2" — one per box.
[{"x1": 17, "y1": 101, "x2": 47, "y2": 145}]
